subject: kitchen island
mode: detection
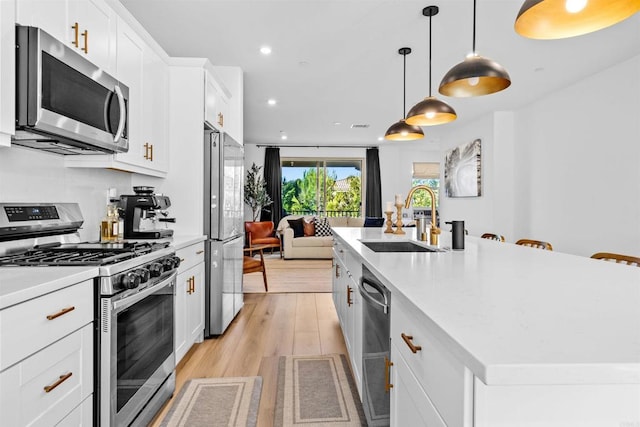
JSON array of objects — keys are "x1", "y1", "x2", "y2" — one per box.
[{"x1": 332, "y1": 227, "x2": 640, "y2": 426}]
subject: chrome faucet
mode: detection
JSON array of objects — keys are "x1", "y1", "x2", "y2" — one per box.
[{"x1": 404, "y1": 185, "x2": 440, "y2": 243}]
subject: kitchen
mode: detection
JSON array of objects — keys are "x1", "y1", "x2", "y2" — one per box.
[{"x1": 0, "y1": 0, "x2": 639, "y2": 426}]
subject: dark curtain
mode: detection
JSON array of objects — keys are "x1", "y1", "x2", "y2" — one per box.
[
  {"x1": 261, "y1": 147, "x2": 283, "y2": 227},
  {"x1": 365, "y1": 148, "x2": 382, "y2": 217}
]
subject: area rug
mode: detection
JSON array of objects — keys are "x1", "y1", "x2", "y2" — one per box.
[
  {"x1": 160, "y1": 376, "x2": 262, "y2": 427},
  {"x1": 274, "y1": 354, "x2": 366, "y2": 426},
  {"x1": 244, "y1": 256, "x2": 332, "y2": 293}
]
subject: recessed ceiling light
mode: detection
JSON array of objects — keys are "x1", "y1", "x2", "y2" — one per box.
[
  {"x1": 281, "y1": 135, "x2": 288, "y2": 140},
  {"x1": 333, "y1": 122, "x2": 342, "y2": 126},
  {"x1": 267, "y1": 99, "x2": 277, "y2": 106},
  {"x1": 260, "y1": 46, "x2": 272, "y2": 55},
  {"x1": 377, "y1": 137, "x2": 384, "y2": 141}
]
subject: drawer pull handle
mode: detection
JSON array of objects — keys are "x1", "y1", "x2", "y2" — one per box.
[
  {"x1": 196, "y1": 250, "x2": 204, "y2": 255},
  {"x1": 347, "y1": 286, "x2": 353, "y2": 307},
  {"x1": 44, "y1": 372, "x2": 72, "y2": 393},
  {"x1": 401, "y1": 333, "x2": 422, "y2": 353},
  {"x1": 180, "y1": 258, "x2": 186, "y2": 262},
  {"x1": 46, "y1": 306, "x2": 75, "y2": 320},
  {"x1": 335, "y1": 264, "x2": 340, "y2": 278},
  {"x1": 385, "y1": 356, "x2": 394, "y2": 393}
]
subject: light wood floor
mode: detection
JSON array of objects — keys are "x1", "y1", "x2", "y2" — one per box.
[
  {"x1": 243, "y1": 256, "x2": 333, "y2": 293},
  {"x1": 149, "y1": 292, "x2": 347, "y2": 427}
]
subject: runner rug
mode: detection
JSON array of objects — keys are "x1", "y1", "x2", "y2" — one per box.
[
  {"x1": 274, "y1": 354, "x2": 366, "y2": 426},
  {"x1": 160, "y1": 376, "x2": 262, "y2": 427}
]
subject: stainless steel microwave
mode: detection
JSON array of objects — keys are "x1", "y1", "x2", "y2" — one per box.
[{"x1": 13, "y1": 26, "x2": 129, "y2": 155}]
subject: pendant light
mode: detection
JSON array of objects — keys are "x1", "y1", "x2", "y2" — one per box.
[
  {"x1": 515, "y1": 0, "x2": 640, "y2": 40},
  {"x1": 406, "y1": 5, "x2": 457, "y2": 127},
  {"x1": 439, "y1": 0, "x2": 511, "y2": 97},
  {"x1": 384, "y1": 47, "x2": 425, "y2": 141}
]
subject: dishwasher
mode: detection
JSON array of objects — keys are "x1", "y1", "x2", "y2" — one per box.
[{"x1": 359, "y1": 265, "x2": 391, "y2": 427}]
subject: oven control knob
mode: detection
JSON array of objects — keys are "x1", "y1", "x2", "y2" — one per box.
[
  {"x1": 172, "y1": 256, "x2": 181, "y2": 269},
  {"x1": 121, "y1": 272, "x2": 141, "y2": 289},
  {"x1": 136, "y1": 268, "x2": 150, "y2": 283},
  {"x1": 162, "y1": 258, "x2": 176, "y2": 272},
  {"x1": 148, "y1": 262, "x2": 163, "y2": 278}
]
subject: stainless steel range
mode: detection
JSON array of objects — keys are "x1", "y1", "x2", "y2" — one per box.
[{"x1": 0, "y1": 202, "x2": 179, "y2": 427}]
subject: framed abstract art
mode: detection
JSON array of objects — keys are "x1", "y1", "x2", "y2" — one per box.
[{"x1": 444, "y1": 139, "x2": 482, "y2": 197}]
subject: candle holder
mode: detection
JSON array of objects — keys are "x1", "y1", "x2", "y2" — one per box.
[
  {"x1": 393, "y1": 204, "x2": 405, "y2": 235},
  {"x1": 383, "y1": 211, "x2": 394, "y2": 233}
]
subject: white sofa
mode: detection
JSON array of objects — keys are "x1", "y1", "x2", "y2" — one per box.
[{"x1": 276, "y1": 215, "x2": 365, "y2": 259}]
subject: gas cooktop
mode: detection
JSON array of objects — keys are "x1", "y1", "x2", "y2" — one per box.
[{"x1": 0, "y1": 241, "x2": 170, "y2": 267}]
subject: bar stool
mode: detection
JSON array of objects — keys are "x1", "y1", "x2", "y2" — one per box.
[
  {"x1": 481, "y1": 233, "x2": 505, "y2": 242},
  {"x1": 590, "y1": 252, "x2": 640, "y2": 267},
  {"x1": 515, "y1": 239, "x2": 553, "y2": 251}
]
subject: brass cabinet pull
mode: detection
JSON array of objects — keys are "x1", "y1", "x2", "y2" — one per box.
[
  {"x1": 190, "y1": 276, "x2": 195, "y2": 293},
  {"x1": 149, "y1": 144, "x2": 153, "y2": 161},
  {"x1": 46, "y1": 306, "x2": 75, "y2": 320},
  {"x1": 71, "y1": 22, "x2": 79, "y2": 47},
  {"x1": 81, "y1": 30, "x2": 88, "y2": 53},
  {"x1": 196, "y1": 250, "x2": 204, "y2": 255},
  {"x1": 384, "y1": 356, "x2": 394, "y2": 393},
  {"x1": 335, "y1": 264, "x2": 340, "y2": 278},
  {"x1": 180, "y1": 258, "x2": 186, "y2": 262},
  {"x1": 143, "y1": 143, "x2": 148, "y2": 159},
  {"x1": 44, "y1": 372, "x2": 72, "y2": 393},
  {"x1": 401, "y1": 333, "x2": 422, "y2": 353},
  {"x1": 217, "y1": 112, "x2": 224, "y2": 127},
  {"x1": 346, "y1": 286, "x2": 353, "y2": 307},
  {"x1": 186, "y1": 277, "x2": 192, "y2": 294}
]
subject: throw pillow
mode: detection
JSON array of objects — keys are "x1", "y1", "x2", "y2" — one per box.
[
  {"x1": 287, "y1": 218, "x2": 305, "y2": 238},
  {"x1": 303, "y1": 218, "x2": 315, "y2": 236},
  {"x1": 314, "y1": 217, "x2": 332, "y2": 237}
]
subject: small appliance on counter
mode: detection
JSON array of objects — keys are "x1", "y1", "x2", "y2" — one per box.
[{"x1": 118, "y1": 186, "x2": 175, "y2": 240}]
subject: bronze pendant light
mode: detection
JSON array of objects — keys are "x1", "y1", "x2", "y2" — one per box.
[
  {"x1": 439, "y1": 0, "x2": 511, "y2": 97},
  {"x1": 515, "y1": 0, "x2": 640, "y2": 40},
  {"x1": 384, "y1": 47, "x2": 425, "y2": 141},
  {"x1": 406, "y1": 5, "x2": 457, "y2": 127}
]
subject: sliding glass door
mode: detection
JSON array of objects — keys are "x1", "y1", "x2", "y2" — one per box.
[{"x1": 281, "y1": 158, "x2": 362, "y2": 217}]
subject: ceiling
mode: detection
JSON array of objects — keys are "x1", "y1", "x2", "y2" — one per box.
[{"x1": 119, "y1": 0, "x2": 640, "y2": 147}]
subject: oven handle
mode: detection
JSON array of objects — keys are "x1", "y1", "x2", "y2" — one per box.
[
  {"x1": 112, "y1": 271, "x2": 176, "y2": 313},
  {"x1": 359, "y1": 277, "x2": 389, "y2": 314}
]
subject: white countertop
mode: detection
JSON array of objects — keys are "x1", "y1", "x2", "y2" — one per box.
[
  {"x1": 0, "y1": 266, "x2": 98, "y2": 309},
  {"x1": 333, "y1": 227, "x2": 640, "y2": 386}
]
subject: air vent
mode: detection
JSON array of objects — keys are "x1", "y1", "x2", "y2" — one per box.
[{"x1": 350, "y1": 124, "x2": 370, "y2": 129}]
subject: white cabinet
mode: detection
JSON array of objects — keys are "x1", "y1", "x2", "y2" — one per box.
[
  {"x1": 332, "y1": 242, "x2": 363, "y2": 396},
  {"x1": 0, "y1": 0, "x2": 15, "y2": 147},
  {"x1": 0, "y1": 280, "x2": 94, "y2": 426},
  {"x1": 175, "y1": 241, "x2": 206, "y2": 364},
  {"x1": 205, "y1": 70, "x2": 230, "y2": 133},
  {"x1": 16, "y1": 0, "x2": 116, "y2": 74},
  {"x1": 65, "y1": 15, "x2": 169, "y2": 177}
]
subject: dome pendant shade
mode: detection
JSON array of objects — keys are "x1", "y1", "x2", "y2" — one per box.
[
  {"x1": 384, "y1": 119, "x2": 425, "y2": 141},
  {"x1": 439, "y1": 55, "x2": 511, "y2": 97},
  {"x1": 406, "y1": 97, "x2": 457, "y2": 126},
  {"x1": 515, "y1": 0, "x2": 640, "y2": 40}
]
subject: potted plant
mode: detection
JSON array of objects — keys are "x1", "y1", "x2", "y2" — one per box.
[{"x1": 244, "y1": 163, "x2": 273, "y2": 221}]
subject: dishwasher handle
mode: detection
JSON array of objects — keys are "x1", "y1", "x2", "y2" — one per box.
[{"x1": 359, "y1": 277, "x2": 389, "y2": 314}]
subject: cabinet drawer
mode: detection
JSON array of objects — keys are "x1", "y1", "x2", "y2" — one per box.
[
  {"x1": 391, "y1": 299, "x2": 471, "y2": 427},
  {"x1": 0, "y1": 324, "x2": 93, "y2": 426},
  {"x1": 176, "y1": 241, "x2": 205, "y2": 273},
  {"x1": 57, "y1": 394, "x2": 93, "y2": 427},
  {"x1": 0, "y1": 280, "x2": 94, "y2": 370}
]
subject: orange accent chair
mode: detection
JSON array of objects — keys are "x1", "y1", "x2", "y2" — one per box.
[
  {"x1": 243, "y1": 246, "x2": 268, "y2": 291},
  {"x1": 590, "y1": 252, "x2": 640, "y2": 267},
  {"x1": 245, "y1": 221, "x2": 282, "y2": 258},
  {"x1": 515, "y1": 239, "x2": 553, "y2": 251}
]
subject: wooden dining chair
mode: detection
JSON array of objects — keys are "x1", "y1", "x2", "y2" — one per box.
[
  {"x1": 515, "y1": 239, "x2": 553, "y2": 251},
  {"x1": 481, "y1": 233, "x2": 505, "y2": 242},
  {"x1": 243, "y1": 246, "x2": 268, "y2": 292},
  {"x1": 590, "y1": 252, "x2": 640, "y2": 267}
]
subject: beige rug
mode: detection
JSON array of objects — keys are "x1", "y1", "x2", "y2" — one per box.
[
  {"x1": 274, "y1": 354, "x2": 366, "y2": 426},
  {"x1": 243, "y1": 256, "x2": 333, "y2": 293},
  {"x1": 160, "y1": 377, "x2": 261, "y2": 427}
]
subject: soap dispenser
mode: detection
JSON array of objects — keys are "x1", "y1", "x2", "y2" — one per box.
[{"x1": 445, "y1": 220, "x2": 466, "y2": 250}]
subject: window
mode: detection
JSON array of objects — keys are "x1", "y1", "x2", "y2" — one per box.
[
  {"x1": 281, "y1": 158, "x2": 362, "y2": 217},
  {"x1": 411, "y1": 162, "x2": 440, "y2": 208}
]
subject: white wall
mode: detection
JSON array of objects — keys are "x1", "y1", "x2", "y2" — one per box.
[{"x1": 0, "y1": 146, "x2": 132, "y2": 241}]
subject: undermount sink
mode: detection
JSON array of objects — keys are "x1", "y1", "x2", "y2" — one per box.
[{"x1": 360, "y1": 240, "x2": 439, "y2": 253}]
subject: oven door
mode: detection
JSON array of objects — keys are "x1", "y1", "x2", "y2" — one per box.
[
  {"x1": 100, "y1": 272, "x2": 176, "y2": 427},
  {"x1": 15, "y1": 26, "x2": 129, "y2": 154}
]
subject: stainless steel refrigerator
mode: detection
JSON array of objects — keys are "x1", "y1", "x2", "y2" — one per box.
[{"x1": 203, "y1": 126, "x2": 244, "y2": 336}]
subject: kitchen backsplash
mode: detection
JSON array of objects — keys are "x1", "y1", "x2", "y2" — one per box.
[{"x1": 0, "y1": 146, "x2": 132, "y2": 242}]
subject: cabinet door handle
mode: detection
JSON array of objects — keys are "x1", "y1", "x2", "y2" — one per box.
[
  {"x1": 143, "y1": 143, "x2": 149, "y2": 159},
  {"x1": 186, "y1": 277, "x2": 192, "y2": 294},
  {"x1": 71, "y1": 22, "x2": 79, "y2": 48},
  {"x1": 217, "y1": 112, "x2": 224, "y2": 127},
  {"x1": 191, "y1": 276, "x2": 195, "y2": 293},
  {"x1": 401, "y1": 333, "x2": 422, "y2": 353},
  {"x1": 196, "y1": 250, "x2": 204, "y2": 255},
  {"x1": 81, "y1": 29, "x2": 88, "y2": 54},
  {"x1": 149, "y1": 144, "x2": 153, "y2": 161},
  {"x1": 44, "y1": 372, "x2": 73, "y2": 393},
  {"x1": 347, "y1": 286, "x2": 353, "y2": 307},
  {"x1": 46, "y1": 306, "x2": 75, "y2": 320},
  {"x1": 335, "y1": 264, "x2": 340, "y2": 278},
  {"x1": 384, "y1": 356, "x2": 394, "y2": 393}
]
